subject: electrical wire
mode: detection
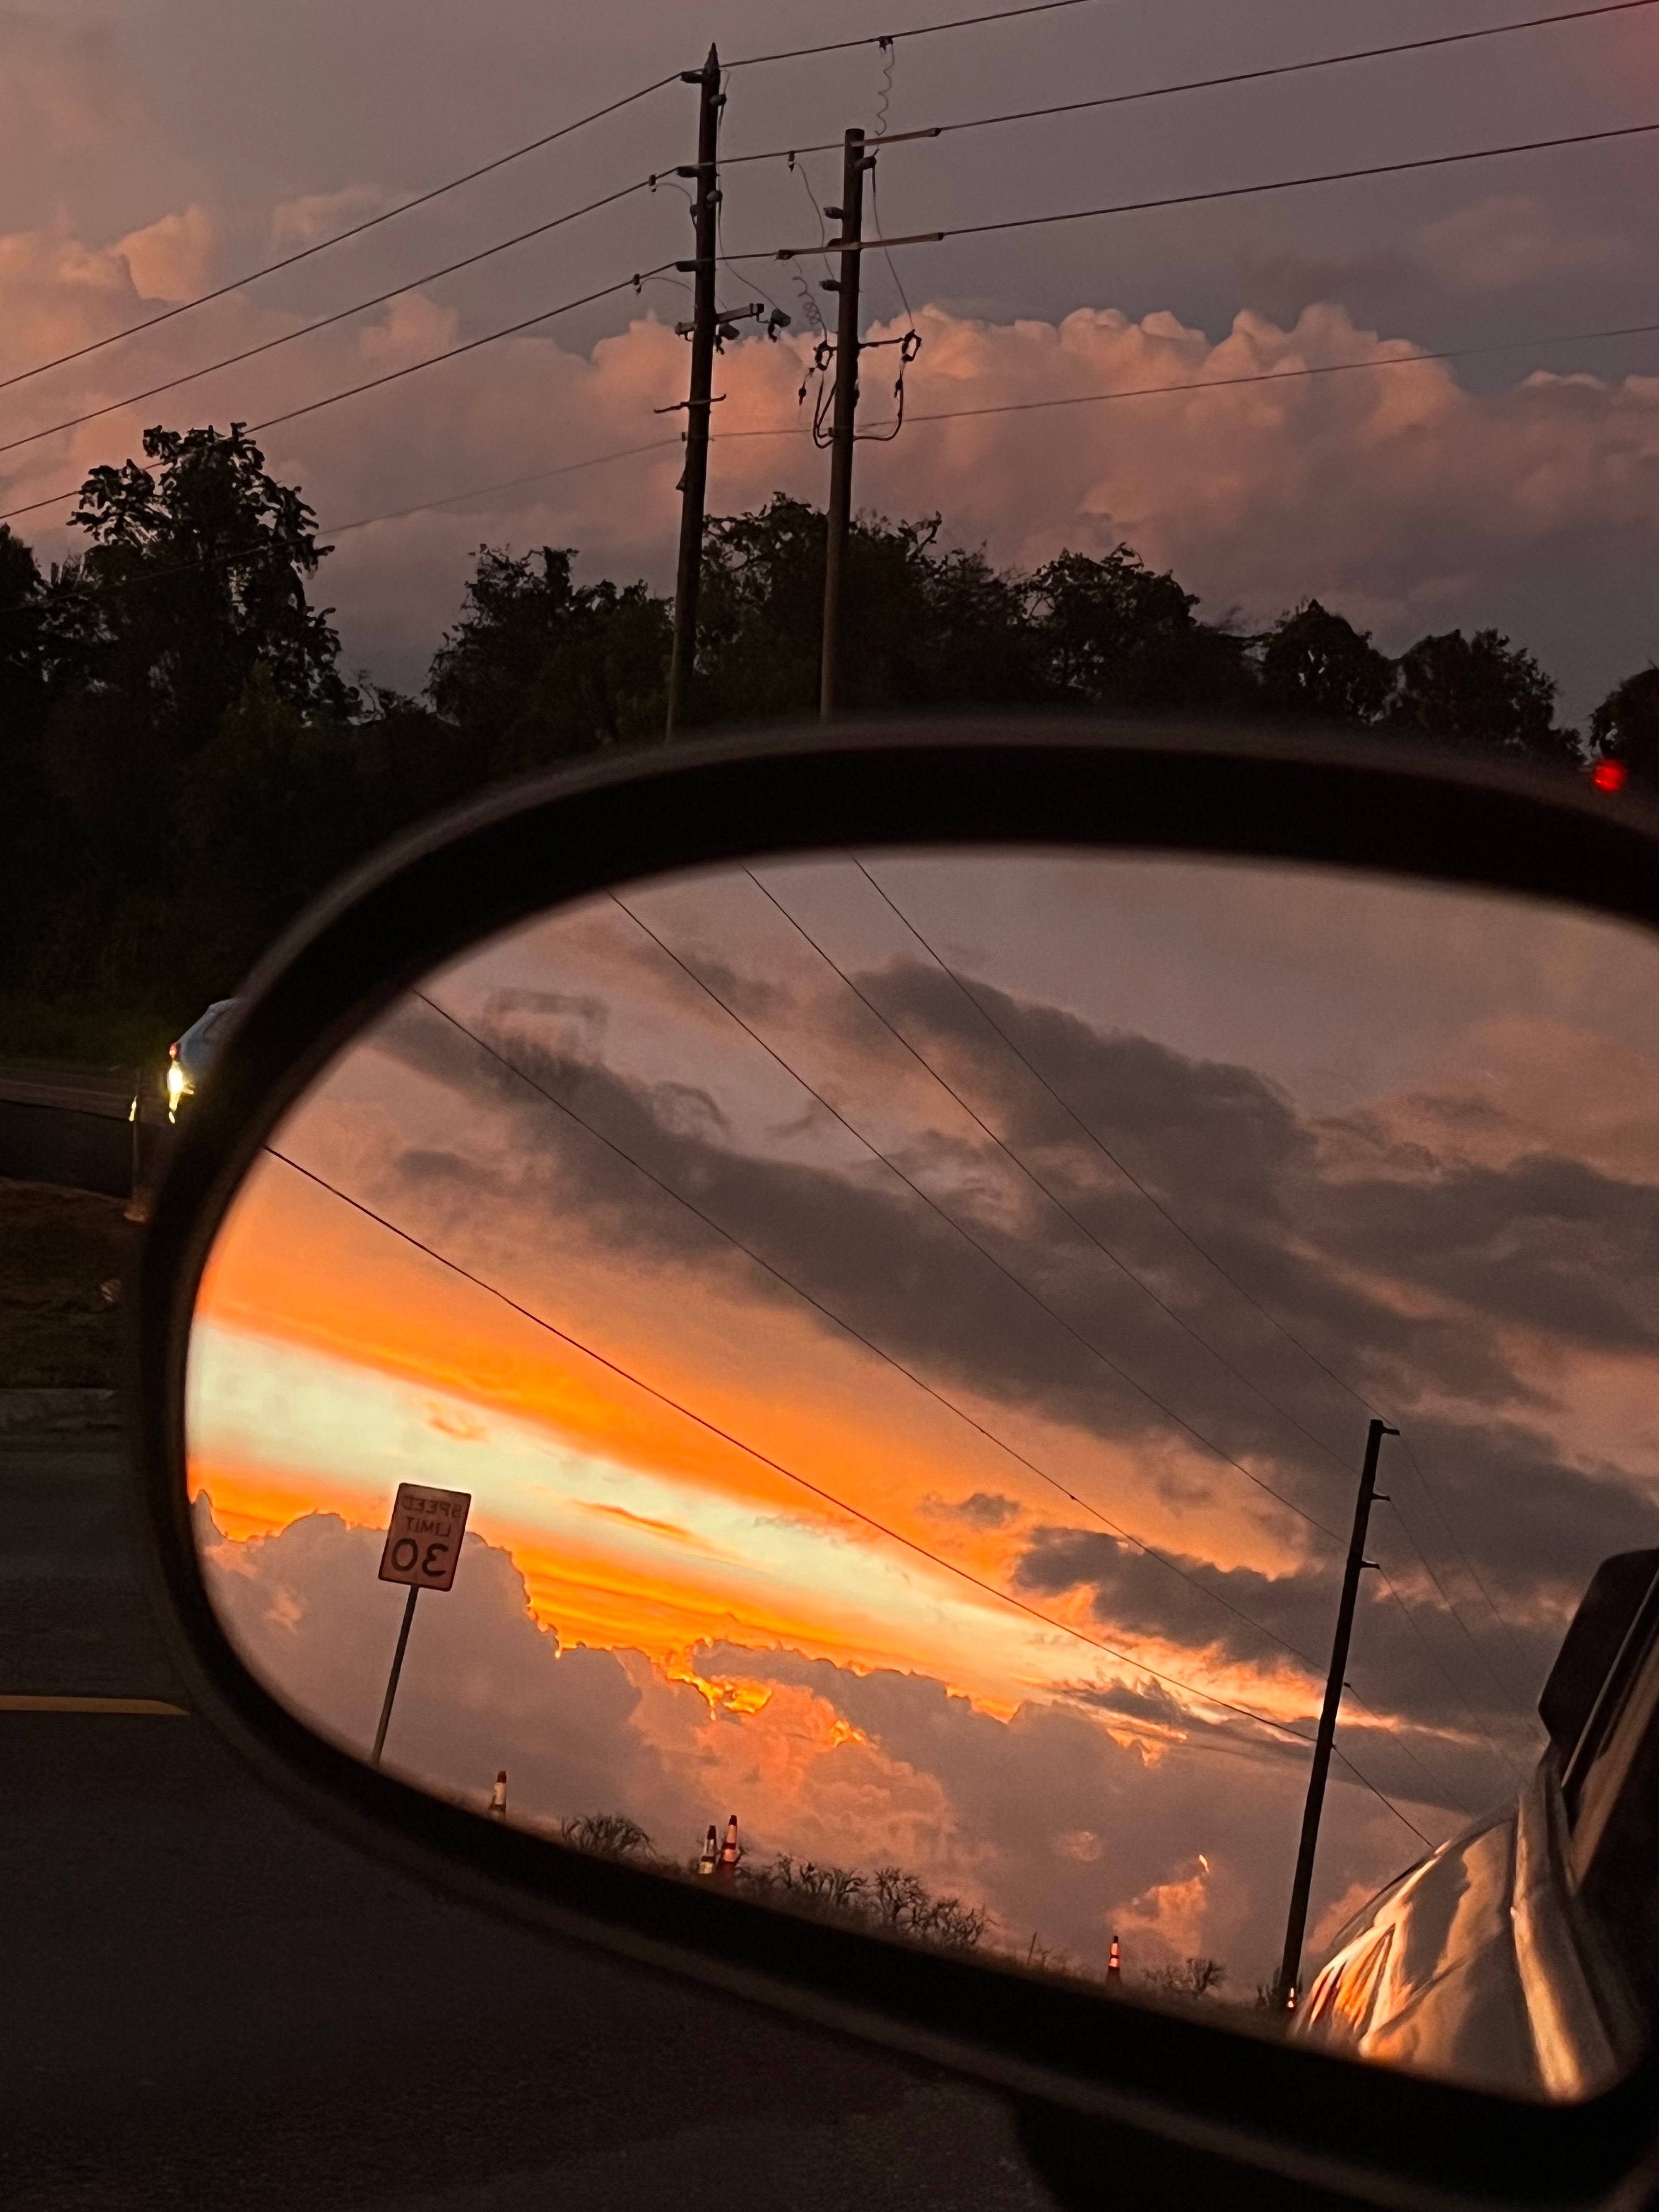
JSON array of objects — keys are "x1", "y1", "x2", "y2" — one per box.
[
  {"x1": 0, "y1": 175, "x2": 668, "y2": 464},
  {"x1": 414, "y1": 986, "x2": 1327, "y2": 1670},
  {"x1": 723, "y1": 0, "x2": 1659, "y2": 168},
  {"x1": 1396, "y1": 1434, "x2": 1548, "y2": 1697},
  {"x1": 725, "y1": 873, "x2": 1506, "y2": 1801},
  {"x1": 726, "y1": 0, "x2": 1097, "y2": 71},
  {"x1": 758, "y1": 116, "x2": 1659, "y2": 263},
  {"x1": 743, "y1": 865, "x2": 1360, "y2": 1474},
  {"x1": 0, "y1": 77, "x2": 684, "y2": 398},
  {"x1": 1370, "y1": 1561, "x2": 1533, "y2": 1785},
  {"x1": 1379, "y1": 1497, "x2": 1544, "y2": 1730},
  {"x1": 844, "y1": 860, "x2": 1550, "y2": 1752},
  {"x1": 607, "y1": 887, "x2": 1345, "y2": 1545},
  {"x1": 848, "y1": 858, "x2": 1379, "y2": 1411},
  {"x1": 264, "y1": 1137, "x2": 1434, "y2": 1844},
  {"x1": 0, "y1": 265, "x2": 681, "y2": 524},
  {"x1": 0, "y1": 0, "x2": 1111, "y2": 400}
]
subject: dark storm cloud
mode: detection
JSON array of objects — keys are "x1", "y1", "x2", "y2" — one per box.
[
  {"x1": 922, "y1": 1491, "x2": 1023, "y2": 1529},
  {"x1": 334, "y1": 963, "x2": 1658, "y2": 1778}
]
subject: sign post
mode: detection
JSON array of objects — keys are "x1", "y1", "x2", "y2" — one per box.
[{"x1": 370, "y1": 1482, "x2": 471, "y2": 1768}]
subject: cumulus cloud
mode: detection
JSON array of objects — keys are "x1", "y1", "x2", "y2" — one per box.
[
  {"x1": 6, "y1": 236, "x2": 1659, "y2": 709},
  {"x1": 270, "y1": 183, "x2": 395, "y2": 250},
  {"x1": 199, "y1": 1497, "x2": 1419, "y2": 1980},
  {"x1": 196, "y1": 1495, "x2": 668, "y2": 1824},
  {"x1": 114, "y1": 203, "x2": 213, "y2": 302}
]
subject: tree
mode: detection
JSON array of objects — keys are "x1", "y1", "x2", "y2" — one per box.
[
  {"x1": 1256, "y1": 599, "x2": 1396, "y2": 725},
  {"x1": 560, "y1": 1811, "x2": 653, "y2": 1859},
  {"x1": 427, "y1": 545, "x2": 670, "y2": 775},
  {"x1": 1139, "y1": 1955, "x2": 1228, "y2": 1999},
  {"x1": 1026, "y1": 545, "x2": 1253, "y2": 716},
  {"x1": 6, "y1": 426, "x2": 360, "y2": 1049},
  {"x1": 1589, "y1": 666, "x2": 1659, "y2": 786},
  {"x1": 1390, "y1": 627, "x2": 1576, "y2": 763},
  {"x1": 693, "y1": 494, "x2": 1039, "y2": 723},
  {"x1": 65, "y1": 422, "x2": 352, "y2": 758}
]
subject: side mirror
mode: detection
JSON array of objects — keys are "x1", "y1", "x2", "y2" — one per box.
[
  {"x1": 128, "y1": 723, "x2": 1659, "y2": 2210},
  {"x1": 1540, "y1": 1551, "x2": 1659, "y2": 1761}
]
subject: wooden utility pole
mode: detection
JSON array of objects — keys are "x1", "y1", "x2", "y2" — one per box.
[
  {"x1": 664, "y1": 45, "x2": 722, "y2": 738},
  {"x1": 1276, "y1": 1416, "x2": 1397, "y2": 2007},
  {"x1": 819, "y1": 126, "x2": 873, "y2": 721}
]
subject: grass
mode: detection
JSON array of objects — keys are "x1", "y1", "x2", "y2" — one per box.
[{"x1": 0, "y1": 1177, "x2": 135, "y2": 1387}]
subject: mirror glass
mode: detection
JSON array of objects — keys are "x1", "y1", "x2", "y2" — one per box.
[{"x1": 184, "y1": 849, "x2": 1659, "y2": 2100}]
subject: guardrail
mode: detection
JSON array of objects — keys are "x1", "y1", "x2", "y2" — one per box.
[{"x1": 0, "y1": 1067, "x2": 159, "y2": 1201}]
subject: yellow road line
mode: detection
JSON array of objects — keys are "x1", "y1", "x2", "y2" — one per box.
[{"x1": 0, "y1": 1694, "x2": 188, "y2": 1715}]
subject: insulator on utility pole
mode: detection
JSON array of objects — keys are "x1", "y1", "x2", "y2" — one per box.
[
  {"x1": 488, "y1": 1769, "x2": 507, "y2": 1820},
  {"x1": 819, "y1": 126, "x2": 874, "y2": 722},
  {"x1": 1276, "y1": 1417, "x2": 1398, "y2": 2010},
  {"x1": 664, "y1": 44, "x2": 723, "y2": 740}
]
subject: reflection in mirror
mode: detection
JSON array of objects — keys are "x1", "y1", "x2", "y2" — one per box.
[{"x1": 185, "y1": 851, "x2": 1659, "y2": 2099}]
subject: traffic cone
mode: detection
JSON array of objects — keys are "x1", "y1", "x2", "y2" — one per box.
[
  {"x1": 715, "y1": 1812, "x2": 740, "y2": 1880},
  {"x1": 698, "y1": 1824, "x2": 719, "y2": 1876},
  {"x1": 1107, "y1": 1935, "x2": 1121, "y2": 1981},
  {"x1": 488, "y1": 1770, "x2": 507, "y2": 1820}
]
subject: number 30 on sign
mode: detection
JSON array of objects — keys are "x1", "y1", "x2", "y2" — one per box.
[{"x1": 378, "y1": 1483, "x2": 472, "y2": 1592}]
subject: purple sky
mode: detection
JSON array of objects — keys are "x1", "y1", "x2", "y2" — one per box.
[{"x1": 4, "y1": 0, "x2": 1659, "y2": 715}]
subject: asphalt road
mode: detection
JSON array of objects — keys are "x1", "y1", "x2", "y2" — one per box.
[{"x1": 1, "y1": 1401, "x2": 1056, "y2": 2212}]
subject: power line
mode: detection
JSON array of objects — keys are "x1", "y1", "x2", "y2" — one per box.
[
  {"x1": 1, "y1": 0, "x2": 1111, "y2": 401},
  {"x1": 0, "y1": 265, "x2": 681, "y2": 525},
  {"x1": 1395, "y1": 1432, "x2": 1547, "y2": 1701},
  {"x1": 845, "y1": 861, "x2": 1546, "y2": 1760},
  {"x1": 724, "y1": 0, "x2": 1659, "y2": 168},
  {"x1": 726, "y1": 0, "x2": 1098, "y2": 70},
  {"x1": 263, "y1": 1138, "x2": 1431, "y2": 1843},
  {"x1": 743, "y1": 864, "x2": 1360, "y2": 1474},
  {"x1": 0, "y1": 176, "x2": 668, "y2": 464},
  {"x1": 760, "y1": 116, "x2": 1659, "y2": 263},
  {"x1": 822, "y1": 860, "x2": 1537, "y2": 1775},
  {"x1": 0, "y1": 78, "x2": 684, "y2": 398},
  {"x1": 849, "y1": 859, "x2": 1379, "y2": 1413},
  {"x1": 1370, "y1": 1561, "x2": 1532, "y2": 1786},
  {"x1": 607, "y1": 888, "x2": 1345, "y2": 1545},
  {"x1": 414, "y1": 985, "x2": 1333, "y2": 1678},
  {"x1": 1377, "y1": 1496, "x2": 1543, "y2": 1731}
]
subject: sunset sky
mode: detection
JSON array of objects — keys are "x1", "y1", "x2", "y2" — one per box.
[
  {"x1": 186, "y1": 851, "x2": 1659, "y2": 1994},
  {"x1": 5, "y1": 1, "x2": 1659, "y2": 713}
]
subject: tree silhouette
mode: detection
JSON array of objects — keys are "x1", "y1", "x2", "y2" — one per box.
[
  {"x1": 1390, "y1": 627, "x2": 1575, "y2": 762},
  {"x1": 1590, "y1": 666, "x2": 1659, "y2": 786},
  {"x1": 1256, "y1": 599, "x2": 1396, "y2": 725}
]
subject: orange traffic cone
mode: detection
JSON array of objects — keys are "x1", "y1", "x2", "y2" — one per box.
[
  {"x1": 488, "y1": 1770, "x2": 507, "y2": 1820},
  {"x1": 698, "y1": 1824, "x2": 719, "y2": 1876},
  {"x1": 1108, "y1": 1935, "x2": 1121, "y2": 1981},
  {"x1": 715, "y1": 1813, "x2": 740, "y2": 1880}
]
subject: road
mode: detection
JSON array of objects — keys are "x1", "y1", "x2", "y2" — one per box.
[{"x1": 1, "y1": 1397, "x2": 1056, "y2": 2211}]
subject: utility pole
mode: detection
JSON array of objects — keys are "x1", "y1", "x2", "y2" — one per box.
[
  {"x1": 664, "y1": 44, "x2": 722, "y2": 739},
  {"x1": 819, "y1": 126, "x2": 873, "y2": 721},
  {"x1": 1276, "y1": 1416, "x2": 1397, "y2": 2008}
]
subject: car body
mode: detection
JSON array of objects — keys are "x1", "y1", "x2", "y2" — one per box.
[
  {"x1": 1296, "y1": 1550, "x2": 1659, "y2": 2099},
  {"x1": 164, "y1": 998, "x2": 241, "y2": 1123}
]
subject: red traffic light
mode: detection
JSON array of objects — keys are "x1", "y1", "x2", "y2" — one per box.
[{"x1": 1592, "y1": 759, "x2": 1629, "y2": 794}]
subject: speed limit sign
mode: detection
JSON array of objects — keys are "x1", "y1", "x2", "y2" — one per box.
[{"x1": 377, "y1": 1483, "x2": 472, "y2": 1592}]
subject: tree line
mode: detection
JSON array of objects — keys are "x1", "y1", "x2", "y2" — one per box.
[{"x1": 4, "y1": 422, "x2": 1655, "y2": 1064}]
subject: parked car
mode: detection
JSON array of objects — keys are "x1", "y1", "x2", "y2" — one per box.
[
  {"x1": 1295, "y1": 1549, "x2": 1659, "y2": 2098},
  {"x1": 163, "y1": 998, "x2": 241, "y2": 1124}
]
